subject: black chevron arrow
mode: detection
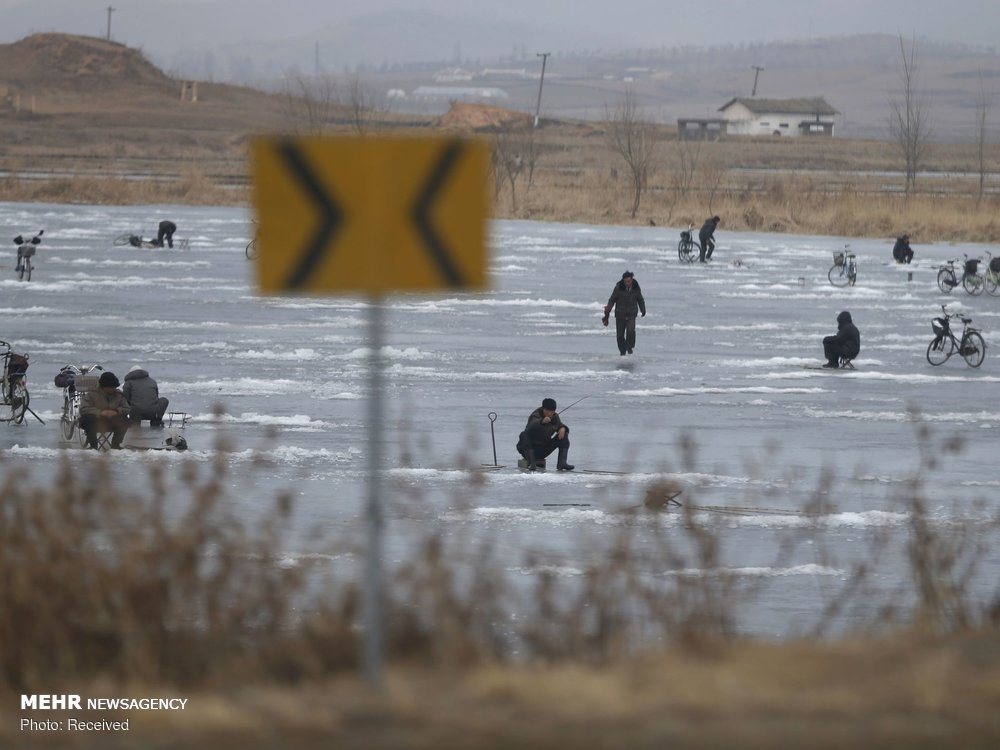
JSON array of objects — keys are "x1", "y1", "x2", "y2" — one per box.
[
  {"x1": 412, "y1": 140, "x2": 465, "y2": 286},
  {"x1": 278, "y1": 140, "x2": 344, "y2": 289}
]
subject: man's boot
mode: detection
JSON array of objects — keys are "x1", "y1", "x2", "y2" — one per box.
[
  {"x1": 525, "y1": 447, "x2": 538, "y2": 472},
  {"x1": 556, "y1": 446, "x2": 574, "y2": 472}
]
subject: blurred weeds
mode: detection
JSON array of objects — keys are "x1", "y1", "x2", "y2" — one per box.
[{"x1": 0, "y1": 420, "x2": 998, "y2": 695}]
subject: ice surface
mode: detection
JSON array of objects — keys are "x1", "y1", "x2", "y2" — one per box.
[{"x1": 1, "y1": 201, "x2": 997, "y2": 637}]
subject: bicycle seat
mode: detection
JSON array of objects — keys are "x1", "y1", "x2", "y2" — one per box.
[{"x1": 960, "y1": 316, "x2": 972, "y2": 324}]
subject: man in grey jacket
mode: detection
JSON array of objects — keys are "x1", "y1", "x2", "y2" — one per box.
[{"x1": 123, "y1": 365, "x2": 169, "y2": 427}]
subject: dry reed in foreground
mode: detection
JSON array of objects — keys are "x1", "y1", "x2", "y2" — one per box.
[{"x1": 1, "y1": 425, "x2": 999, "y2": 747}]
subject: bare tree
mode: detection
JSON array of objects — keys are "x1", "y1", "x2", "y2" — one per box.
[
  {"x1": 974, "y1": 71, "x2": 994, "y2": 206},
  {"x1": 283, "y1": 73, "x2": 339, "y2": 134},
  {"x1": 346, "y1": 74, "x2": 391, "y2": 136},
  {"x1": 888, "y1": 34, "x2": 931, "y2": 195},
  {"x1": 492, "y1": 129, "x2": 527, "y2": 211},
  {"x1": 605, "y1": 89, "x2": 657, "y2": 218},
  {"x1": 521, "y1": 130, "x2": 542, "y2": 191},
  {"x1": 703, "y1": 158, "x2": 728, "y2": 216}
]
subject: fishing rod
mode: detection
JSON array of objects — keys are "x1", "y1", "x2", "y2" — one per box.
[
  {"x1": 483, "y1": 396, "x2": 591, "y2": 466},
  {"x1": 557, "y1": 394, "x2": 592, "y2": 414}
]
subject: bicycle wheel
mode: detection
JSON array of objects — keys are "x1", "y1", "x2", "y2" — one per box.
[
  {"x1": 245, "y1": 238, "x2": 257, "y2": 260},
  {"x1": 985, "y1": 271, "x2": 1000, "y2": 296},
  {"x1": 926, "y1": 336, "x2": 951, "y2": 366},
  {"x1": 828, "y1": 264, "x2": 849, "y2": 287},
  {"x1": 960, "y1": 331, "x2": 986, "y2": 368},
  {"x1": 60, "y1": 396, "x2": 76, "y2": 440},
  {"x1": 25, "y1": 260, "x2": 32, "y2": 282},
  {"x1": 847, "y1": 262, "x2": 857, "y2": 286},
  {"x1": 113, "y1": 233, "x2": 133, "y2": 247},
  {"x1": 963, "y1": 273, "x2": 985, "y2": 296},
  {"x1": 937, "y1": 269, "x2": 957, "y2": 294},
  {"x1": 18, "y1": 261, "x2": 26, "y2": 281},
  {"x1": 10, "y1": 381, "x2": 28, "y2": 424}
]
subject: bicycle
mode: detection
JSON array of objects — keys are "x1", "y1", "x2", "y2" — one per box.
[
  {"x1": 13, "y1": 230, "x2": 42, "y2": 281},
  {"x1": 113, "y1": 233, "x2": 189, "y2": 249},
  {"x1": 677, "y1": 224, "x2": 699, "y2": 263},
  {"x1": 828, "y1": 246, "x2": 857, "y2": 287},
  {"x1": 926, "y1": 305, "x2": 986, "y2": 368},
  {"x1": 983, "y1": 251, "x2": 1000, "y2": 297},
  {"x1": 1, "y1": 340, "x2": 31, "y2": 425},
  {"x1": 56, "y1": 363, "x2": 103, "y2": 442},
  {"x1": 936, "y1": 254, "x2": 984, "y2": 296}
]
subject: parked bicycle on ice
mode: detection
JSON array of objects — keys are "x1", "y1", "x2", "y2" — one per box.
[
  {"x1": 926, "y1": 305, "x2": 986, "y2": 368},
  {"x1": 55, "y1": 363, "x2": 104, "y2": 443},
  {"x1": 828, "y1": 246, "x2": 857, "y2": 287},
  {"x1": 937, "y1": 254, "x2": 984, "y2": 296},
  {"x1": 13, "y1": 230, "x2": 42, "y2": 281},
  {"x1": 1, "y1": 340, "x2": 43, "y2": 425}
]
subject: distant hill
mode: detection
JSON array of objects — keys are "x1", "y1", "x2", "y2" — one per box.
[{"x1": 0, "y1": 34, "x2": 175, "y2": 98}]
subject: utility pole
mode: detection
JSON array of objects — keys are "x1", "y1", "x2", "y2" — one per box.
[
  {"x1": 106, "y1": 6, "x2": 115, "y2": 41},
  {"x1": 533, "y1": 52, "x2": 550, "y2": 128},
  {"x1": 750, "y1": 65, "x2": 764, "y2": 97}
]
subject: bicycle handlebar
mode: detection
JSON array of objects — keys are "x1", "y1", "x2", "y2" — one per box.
[{"x1": 62, "y1": 363, "x2": 103, "y2": 374}]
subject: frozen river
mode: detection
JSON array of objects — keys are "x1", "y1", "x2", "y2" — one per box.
[{"x1": 2, "y1": 201, "x2": 998, "y2": 639}]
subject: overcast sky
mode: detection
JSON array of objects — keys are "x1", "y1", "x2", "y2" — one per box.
[{"x1": 2, "y1": 0, "x2": 998, "y2": 64}]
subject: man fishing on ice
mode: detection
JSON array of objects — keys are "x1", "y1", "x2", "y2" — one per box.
[{"x1": 516, "y1": 397, "x2": 574, "y2": 472}]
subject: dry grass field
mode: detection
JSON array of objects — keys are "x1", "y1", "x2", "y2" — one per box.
[
  {"x1": 3, "y1": 34, "x2": 999, "y2": 246},
  {"x1": 3, "y1": 34, "x2": 1000, "y2": 749}
]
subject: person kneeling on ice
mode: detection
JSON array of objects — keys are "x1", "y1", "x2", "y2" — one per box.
[
  {"x1": 822, "y1": 310, "x2": 860, "y2": 369},
  {"x1": 80, "y1": 371, "x2": 131, "y2": 449},
  {"x1": 603, "y1": 270, "x2": 646, "y2": 356},
  {"x1": 516, "y1": 397, "x2": 573, "y2": 472}
]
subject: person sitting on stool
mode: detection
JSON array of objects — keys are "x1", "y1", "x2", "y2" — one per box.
[
  {"x1": 79, "y1": 371, "x2": 131, "y2": 449},
  {"x1": 516, "y1": 397, "x2": 573, "y2": 472},
  {"x1": 123, "y1": 365, "x2": 169, "y2": 427},
  {"x1": 822, "y1": 310, "x2": 861, "y2": 368}
]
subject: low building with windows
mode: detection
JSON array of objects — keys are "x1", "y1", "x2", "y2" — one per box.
[{"x1": 718, "y1": 97, "x2": 839, "y2": 137}]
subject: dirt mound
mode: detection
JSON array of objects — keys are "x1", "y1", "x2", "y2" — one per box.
[
  {"x1": 434, "y1": 102, "x2": 533, "y2": 132},
  {"x1": 0, "y1": 33, "x2": 175, "y2": 96}
]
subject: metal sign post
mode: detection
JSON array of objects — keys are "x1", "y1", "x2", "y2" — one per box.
[
  {"x1": 362, "y1": 296, "x2": 385, "y2": 688},
  {"x1": 251, "y1": 135, "x2": 489, "y2": 689}
]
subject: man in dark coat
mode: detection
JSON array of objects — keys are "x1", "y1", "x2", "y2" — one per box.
[
  {"x1": 153, "y1": 220, "x2": 177, "y2": 249},
  {"x1": 698, "y1": 215, "x2": 720, "y2": 262},
  {"x1": 516, "y1": 397, "x2": 573, "y2": 472},
  {"x1": 123, "y1": 365, "x2": 170, "y2": 427},
  {"x1": 603, "y1": 270, "x2": 646, "y2": 356},
  {"x1": 892, "y1": 234, "x2": 913, "y2": 264},
  {"x1": 822, "y1": 310, "x2": 861, "y2": 368}
]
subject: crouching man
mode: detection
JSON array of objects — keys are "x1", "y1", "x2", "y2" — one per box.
[
  {"x1": 123, "y1": 365, "x2": 169, "y2": 427},
  {"x1": 80, "y1": 371, "x2": 131, "y2": 449},
  {"x1": 516, "y1": 397, "x2": 573, "y2": 472}
]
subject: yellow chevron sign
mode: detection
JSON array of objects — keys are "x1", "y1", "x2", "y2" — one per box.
[{"x1": 250, "y1": 136, "x2": 490, "y2": 293}]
